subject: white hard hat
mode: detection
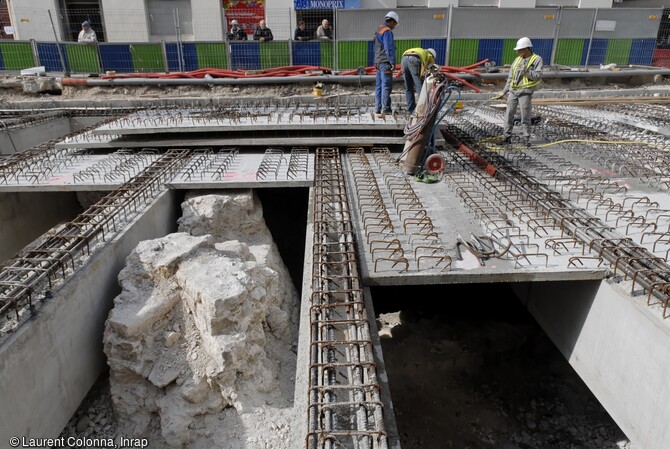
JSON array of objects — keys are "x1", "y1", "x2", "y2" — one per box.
[
  {"x1": 427, "y1": 48, "x2": 436, "y2": 60},
  {"x1": 231, "y1": 20, "x2": 238, "y2": 25},
  {"x1": 514, "y1": 37, "x2": 533, "y2": 51},
  {"x1": 385, "y1": 11, "x2": 399, "y2": 24}
]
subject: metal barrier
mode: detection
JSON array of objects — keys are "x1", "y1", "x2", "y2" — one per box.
[{"x1": 0, "y1": 7, "x2": 667, "y2": 73}]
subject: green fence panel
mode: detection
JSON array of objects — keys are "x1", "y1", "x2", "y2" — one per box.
[
  {"x1": 395, "y1": 39, "x2": 421, "y2": 66},
  {"x1": 606, "y1": 39, "x2": 632, "y2": 66},
  {"x1": 260, "y1": 41, "x2": 289, "y2": 69},
  {"x1": 502, "y1": 39, "x2": 518, "y2": 65},
  {"x1": 320, "y1": 42, "x2": 334, "y2": 69},
  {"x1": 65, "y1": 44, "x2": 99, "y2": 73},
  {"x1": 0, "y1": 42, "x2": 34, "y2": 70},
  {"x1": 449, "y1": 39, "x2": 478, "y2": 67},
  {"x1": 555, "y1": 39, "x2": 584, "y2": 66},
  {"x1": 130, "y1": 43, "x2": 164, "y2": 72},
  {"x1": 338, "y1": 41, "x2": 368, "y2": 69},
  {"x1": 196, "y1": 43, "x2": 227, "y2": 69}
]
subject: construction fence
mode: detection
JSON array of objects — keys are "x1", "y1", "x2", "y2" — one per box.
[{"x1": 0, "y1": 7, "x2": 667, "y2": 73}]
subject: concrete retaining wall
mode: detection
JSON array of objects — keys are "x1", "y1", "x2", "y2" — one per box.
[
  {"x1": 0, "y1": 116, "x2": 101, "y2": 155},
  {"x1": 512, "y1": 280, "x2": 670, "y2": 449},
  {"x1": 0, "y1": 189, "x2": 178, "y2": 443},
  {"x1": 0, "y1": 118, "x2": 71, "y2": 154},
  {"x1": 0, "y1": 191, "x2": 81, "y2": 263}
]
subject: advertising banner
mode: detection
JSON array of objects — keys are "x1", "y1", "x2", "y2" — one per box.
[{"x1": 223, "y1": 0, "x2": 266, "y2": 36}]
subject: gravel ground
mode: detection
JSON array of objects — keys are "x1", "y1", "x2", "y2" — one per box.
[
  {"x1": 58, "y1": 375, "x2": 119, "y2": 447},
  {"x1": 63, "y1": 282, "x2": 636, "y2": 449}
]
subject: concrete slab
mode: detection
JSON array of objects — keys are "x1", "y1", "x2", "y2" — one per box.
[
  {"x1": 168, "y1": 152, "x2": 314, "y2": 189},
  {"x1": 0, "y1": 154, "x2": 159, "y2": 192},
  {"x1": 342, "y1": 152, "x2": 608, "y2": 286},
  {"x1": 0, "y1": 153, "x2": 313, "y2": 192},
  {"x1": 93, "y1": 108, "x2": 408, "y2": 136},
  {"x1": 55, "y1": 133, "x2": 406, "y2": 150}
]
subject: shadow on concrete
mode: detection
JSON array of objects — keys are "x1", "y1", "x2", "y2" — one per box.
[
  {"x1": 256, "y1": 187, "x2": 309, "y2": 292},
  {"x1": 510, "y1": 280, "x2": 601, "y2": 362}
]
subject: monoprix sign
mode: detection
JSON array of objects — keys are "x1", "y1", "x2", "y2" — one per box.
[{"x1": 293, "y1": 0, "x2": 360, "y2": 9}]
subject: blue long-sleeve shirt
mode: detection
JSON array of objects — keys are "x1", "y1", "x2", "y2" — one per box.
[{"x1": 374, "y1": 23, "x2": 395, "y2": 66}]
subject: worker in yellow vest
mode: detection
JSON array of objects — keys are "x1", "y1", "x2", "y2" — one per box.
[
  {"x1": 401, "y1": 47, "x2": 437, "y2": 114},
  {"x1": 499, "y1": 37, "x2": 543, "y2": 146}
]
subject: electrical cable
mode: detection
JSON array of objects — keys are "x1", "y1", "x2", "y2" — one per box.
[
  {"x1": 480, "y1": 137, "x2": 668, "y2": 151},
  {"x1": 456, "y1": 233, "x2": 513, "y2": 260}
]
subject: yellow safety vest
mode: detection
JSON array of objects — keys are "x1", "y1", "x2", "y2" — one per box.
[
  {"x1": 402, "y1": 47, "x2": 436, "y2": 77},
  {"x1": 511, "y1": 53, "x2": 540, "y2": 90}
]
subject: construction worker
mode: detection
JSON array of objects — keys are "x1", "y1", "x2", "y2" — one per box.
[
  {"x1": 401, "y1": 47, "x2": 437, "y2": 114},
  {"x1": 373, "y1": 11, "x2": 399, "y2": 116},
  {"x1": 499, "y1": 37, "x2": 543, "y2": 146}
]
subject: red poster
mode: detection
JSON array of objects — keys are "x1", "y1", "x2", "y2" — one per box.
[{"x1": 222, "y1": 0, "x2": 266, "y2": 36}]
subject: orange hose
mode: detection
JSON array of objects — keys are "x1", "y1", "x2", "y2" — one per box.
[{"x1": 62, "y1": 78, "x2": 88, "y2": 85}]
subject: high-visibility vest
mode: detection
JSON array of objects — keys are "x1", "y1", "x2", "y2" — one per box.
[
  {"x1": 402, "y1": 48, "x2": 435, "y2": 69},
  {"x1": 511, "y1": 53, "x2": 540, "y2": 90}
]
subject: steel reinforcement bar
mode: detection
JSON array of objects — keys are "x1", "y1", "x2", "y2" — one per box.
[
  {"x1": 308, "y1": 147, "x2": 387, "y2": 449},
  {"x1": 0, "y1": 149, "x2": 190, "y2": 334},
  {"x1": 443, "y1": 118, "x2": 670, "y2": 318}
]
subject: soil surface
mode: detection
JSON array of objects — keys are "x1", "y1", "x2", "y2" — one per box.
[{"x1": 374, "y1": 283, "x2": 634, "y2": 449}]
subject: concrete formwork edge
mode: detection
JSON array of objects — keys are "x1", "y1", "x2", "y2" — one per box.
[
  {"x1": 0, "y1": 189, "x2": 179, "y2": 443},
  {"x1": 512, "y1": 280, "x2": 670, "y2": 449}
]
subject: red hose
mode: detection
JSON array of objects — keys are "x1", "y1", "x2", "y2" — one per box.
[
  {"x1": 102, "y1": 65, "x2": 334, "y2": 80},
  {"x1": 97, "y1": 59, "x2": 489, "y2": 92}
]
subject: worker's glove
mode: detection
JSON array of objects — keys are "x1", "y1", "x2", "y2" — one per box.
[
  {"x1": 426, "y1": 63, "x2": 440, "y2": 76},
  {"x1": 492, "y1": 92, "x2": 506, "y2": 100}
]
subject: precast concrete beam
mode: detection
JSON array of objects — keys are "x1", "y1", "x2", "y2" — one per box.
[
  {"x1": 0, "y1": 190, "x2": 178, "y2": 443},
  {"x1": 512, "y1": 280, "x2": 670, "y2": 449}
]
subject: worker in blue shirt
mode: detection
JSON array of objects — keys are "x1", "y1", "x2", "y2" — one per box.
[{"x1": 373, "y1": 11, "x2": 399, "y2": 116}]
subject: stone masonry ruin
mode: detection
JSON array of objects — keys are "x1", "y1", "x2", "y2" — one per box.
[{"x1": 104, "y1": 190, "x2": 299, "y2": 448}]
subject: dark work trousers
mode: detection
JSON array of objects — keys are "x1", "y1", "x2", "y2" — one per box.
[
  {"x1": 375, "y1": 62, "x2": 393, "y2": 113},
  {"x1": 401, "y1": 55, "x2": 422, "y2": 114}
]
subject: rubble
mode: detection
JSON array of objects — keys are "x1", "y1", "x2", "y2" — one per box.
[{"x1": 102, "y1": 190, "x2": 299, "y2": 448}]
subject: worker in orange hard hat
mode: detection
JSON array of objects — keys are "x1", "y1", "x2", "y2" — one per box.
[{"x1": 496, "y1": 37, "x2": 543, "y2": 147}]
